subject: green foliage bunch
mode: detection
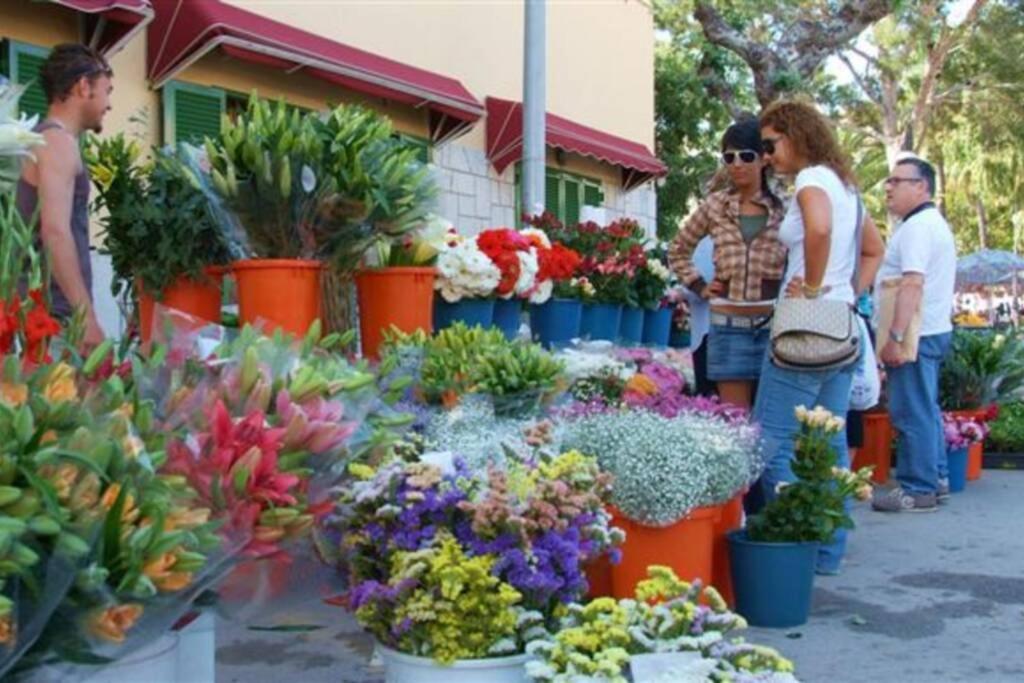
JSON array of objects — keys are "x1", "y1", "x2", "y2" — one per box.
[{"x1": 939, "y1": 330, "x2": 1024, "y2": 411}]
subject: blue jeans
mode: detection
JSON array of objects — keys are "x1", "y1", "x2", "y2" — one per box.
[
  {"x1": 888, "y1": 332, "x2": 953, "y2": 494},
  {"x1": 753, "y1": 351, "x2": 855, "y2": 573}
]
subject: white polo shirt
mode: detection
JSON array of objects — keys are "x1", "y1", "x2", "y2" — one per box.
[{"x1": 875, "y1": 204, "x2": 956, "y2": 336}]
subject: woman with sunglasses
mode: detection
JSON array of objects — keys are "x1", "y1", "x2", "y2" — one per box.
[
  {"x1": 754, "y1": 100, "x2": 885, "y2": 575},
  {"x1": 668, "y1": 118, "x2": 786, "y2": 409}
]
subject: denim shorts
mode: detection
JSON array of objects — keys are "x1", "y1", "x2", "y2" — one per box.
[{"x1": 707, "y1": 322, "x2": 770, "y2": 381}]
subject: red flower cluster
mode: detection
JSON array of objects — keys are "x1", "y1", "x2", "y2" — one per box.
[
  {"x1": 537, "y1": 243, "x2": 581, "y2": 282},
  {"x1": 0, "y1": 290, "x2": 61, "y2": 364},
  {"x1": 477, "y1": 228, "x2": 532, "y2": 297}
]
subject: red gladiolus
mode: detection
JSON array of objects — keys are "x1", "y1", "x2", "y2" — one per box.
[
  {"x1": 0, "y1": 297, "x2": 20, "y2": 355},
  {"x1": 23, "y1": 291, "x2": 60, "y2": 364}
]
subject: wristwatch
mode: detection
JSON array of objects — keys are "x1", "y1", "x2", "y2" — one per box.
[{"x1": 889, "y1": 329, "x2": 906, "y2": 344}]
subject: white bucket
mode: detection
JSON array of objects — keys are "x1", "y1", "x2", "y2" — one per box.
[
  {"x1": 175, "y1": 612, "x2": 216, "y2": 683},
  {"x1": 23, "y1": 634, "x2": 179, "y2": 683},
  {"x1": 378, "y1": 645, "x2": 531, "y2": 683}
]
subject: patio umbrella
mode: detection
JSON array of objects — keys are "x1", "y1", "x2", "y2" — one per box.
[{"x1": 956, "y1": 249, "x2": 1024, "y2": 287}]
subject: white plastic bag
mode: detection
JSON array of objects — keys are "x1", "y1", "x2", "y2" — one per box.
[{"x1": 849, "y1": 316, "x2": 880, "y2": 411}]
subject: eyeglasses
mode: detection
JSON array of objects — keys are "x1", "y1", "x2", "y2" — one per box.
[
  {"x1": 761, "y1": 136, "x2": 782, "y2": 155},
  {"x1": 884, "y1": 176, "x2": 924, "y2": 186},
  {"x1": 722, "y1": 150, "x2": 760, "y2": 165}
]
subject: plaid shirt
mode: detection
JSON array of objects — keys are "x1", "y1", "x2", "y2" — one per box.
[{"x1": 668, "y1": 189, "x2": 787, "y2": 302}]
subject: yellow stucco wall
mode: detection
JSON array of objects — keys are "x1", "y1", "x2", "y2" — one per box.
[{"x1": 220, "y1": 0, "x2": 657, "y2": 150}]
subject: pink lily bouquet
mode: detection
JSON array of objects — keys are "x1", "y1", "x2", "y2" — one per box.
[{"x1": 942, "y1": 414, "x2": 988, "y2": 450}]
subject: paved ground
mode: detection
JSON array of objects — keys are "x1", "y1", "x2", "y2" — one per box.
[{"x1": 215, "y1": 470, "x2": 1024, "y2": 683}]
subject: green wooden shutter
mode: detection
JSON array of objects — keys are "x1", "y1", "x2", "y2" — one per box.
[
  {"x1": 163, "y1": 81, "x2": 226, "y2": 145},
  {"x1": 583, "y1": 182, "x2": 604, "y2": 208},
  {"x1": 545, "y1": 171, "x2": 561, "y2": 220},
  {"x1": 563, "y1": 177, "x2": 582, "y2": 227},
  {"x1": 3, "y1": 41, "x2": 50, "y2": 119}
]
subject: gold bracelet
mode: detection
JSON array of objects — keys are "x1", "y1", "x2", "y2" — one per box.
[{"x1": 801, "y1": 283, "x2": 822, "y2": 298}]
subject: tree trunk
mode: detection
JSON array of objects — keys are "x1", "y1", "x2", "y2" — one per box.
[
  {"x1": 976, "y1": 197, "x2": 989, "y2": 249},
  {"x1": 936, "y1": 158, "x2": 947, "y2": 214}
]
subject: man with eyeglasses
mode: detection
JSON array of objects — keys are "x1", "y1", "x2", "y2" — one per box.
[
  {"x1": 17, "y1": 44, "x2": 113, "y2": 349},
  {"x1": 872, "y1": 157, "x2": 957, "y2": 513}
]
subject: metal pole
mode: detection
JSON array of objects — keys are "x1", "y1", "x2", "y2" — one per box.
[{"x1": 522, "y1": 0, "x2": 546, "y2": 217}]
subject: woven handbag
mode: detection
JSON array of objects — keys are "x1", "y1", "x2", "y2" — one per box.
[{"x1": 770, "y1": 195, "x2": 864, "y2": 371}]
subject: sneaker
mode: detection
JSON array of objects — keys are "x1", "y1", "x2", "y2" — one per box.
[
  {"x1": 871, "y1": 487, "x2": 938, "y2": 513},
  {"x1": 937, "y1": 478, "x2": 950, "y2": 503}
]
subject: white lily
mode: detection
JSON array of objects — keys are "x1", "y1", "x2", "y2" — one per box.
[{"x1": 0, "y1": 84, "x2": 44, "y2": 158}]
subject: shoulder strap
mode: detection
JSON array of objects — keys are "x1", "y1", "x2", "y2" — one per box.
[{"x1": 851, "y1": 194, "x2": 864, "y2": 294}]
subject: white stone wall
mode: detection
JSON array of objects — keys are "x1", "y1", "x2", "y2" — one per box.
[{"x1": 431, "y1": 142, "x2": 658, "y2": 238}]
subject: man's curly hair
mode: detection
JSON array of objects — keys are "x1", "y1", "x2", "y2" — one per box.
[
  {"x1": 40, "y1": 44, "x2": 112, "y2": 104},
  {"x1": 760, "y1": 99, "x2": 856, "y2": 188}
]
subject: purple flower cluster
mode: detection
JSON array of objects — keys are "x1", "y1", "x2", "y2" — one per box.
[{"x1": 332, "y1": 454, "x2": 617, "y2": 621}]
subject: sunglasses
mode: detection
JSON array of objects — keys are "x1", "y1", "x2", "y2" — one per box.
[
  {"x1": 761, "y1": 136, "x2": 782, "y2": 155},
  {"x1": 722, "y1": 150, "x2": 760, "y2": 165}
]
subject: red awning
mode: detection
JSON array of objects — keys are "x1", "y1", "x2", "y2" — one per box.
[
  {"x1": 147, "y1": 0, "x2": 483, "y2": 144},
  {"x1": 486, "y1": 97, "x2": 667, "y2": 191},
  {"x1": 50, "y1": 1, "x2": 154, "y2": 55}
]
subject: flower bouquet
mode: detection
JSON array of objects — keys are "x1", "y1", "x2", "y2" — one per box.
[
  {"x1": 0, "y1": 348, "x2": 237, "y2": 679},
  {"x1": 943, "y1": 413, "x2": 987, "y2": 492},
  {"x1": 322, "y1": 448, "x2": 623, "y2": 675},
  {"x1": 525, "y1": 566, "x2": 798, "y2": 683}
]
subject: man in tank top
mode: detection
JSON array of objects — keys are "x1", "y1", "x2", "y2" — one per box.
[{"x1": 16, "y1": 44, "x2": 113, "y2": 349}]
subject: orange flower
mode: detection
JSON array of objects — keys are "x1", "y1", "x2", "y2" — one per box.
[
  {"x1": 70, "y1": 472, "x2": 101, "y2": 512},
  {"x1": 42, "y1": 463, "x2": 80, "y2": 500},
  {"x1": 39, "y1": 430, "x2": 58, "y2": 445},
  {"x1": 88, "y1": 603, "x2": 143, "y2": 643},
  {"x1": 143, "y1": 551, "x2": 193, "y2": 592},
  {"x1": 625, "y1": 373, "x2": 659, "y2": 397},
  {"x1": 42, "y1": 363, "x2": 78, "y2": 403},
  {"x1": 164, "y1": 507, "x2": 210, "y2": 532},
  {"x1": 99, "y1": 483, "x2": 139, "y2": 523},
  {"x1": 0, "y1": 381, "x2": 28, "y2": 406}
]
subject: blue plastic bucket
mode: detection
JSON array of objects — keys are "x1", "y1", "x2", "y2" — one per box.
[
  {"x1": 642, "y1": 307, "x2": 672, "y2": 347},
  {"x1": 580, "y1": 303, "x2": 622, "y2": 341},
  {"x1": 618, "y1": 306, "x2": 644, "y2": 346},
  {"x1": 492, "y1": 298, "x2": 522, "y2": 340},
  {"x1": 433, "y1": 298, "x2": 495, "y2": 331},
  {"x1": 529, "y1": 299, "x2": 582, "y2": 349},
  {"x1": 947, "y1": 446, "x2": 969, "y2": 492},
  {"x1": 728, "y1": 530, "x2": 818, "y2": 628}
]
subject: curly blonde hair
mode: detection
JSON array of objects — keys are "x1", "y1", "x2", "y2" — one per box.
[{"x1": 760, "y1": 100, "x2": 856, "y2": 188}]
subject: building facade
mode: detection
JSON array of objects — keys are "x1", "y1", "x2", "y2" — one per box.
[{"x1": 1, "y1": 0, "x2": 664, "y2": 334}]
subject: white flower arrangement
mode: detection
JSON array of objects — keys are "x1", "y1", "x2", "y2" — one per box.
[
  {"x1": 646, "y1": 258, "x2": 671, "y2": 282},
  {"x1": 435, "y1": 237, "x2": 501, "y2": 302},
  {"x1": 513, "y1": 248, "x2": 540, "y2": 298},
  {"x1": 557, "y1": 348, "x2": 631, "y2": 384},
  {"x1": 0, "y1": 83, "x2": 45, "y2": 192},
  {"x1": 560, "y1": 410, "x2": 762, "y2": 525}
]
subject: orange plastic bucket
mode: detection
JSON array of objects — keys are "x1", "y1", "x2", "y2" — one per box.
[
  {"x1": 610, "y1": 505, "x2": 721, "y2": 599},
  {"x1": 711, "y1": 493, "x2": 744, "y2": 607},
  {"x1": 857, "y1": 411, "x2": 893, "y2": 484},
  {"x1": 967, "y1": 442, "x2": 983, "y2": 481},
  {"x1": 233, "y1": 259, "x2": 323, "y2": 338},
  {"x1": 584, "y1": 555, "x2": 614, "y2": 599},
  {"x1": 138, "y1": 268, "x2": 224, "y2": 343},
  {"x1": 355, "y1": 267, "x2": 436, "y2": 359}
]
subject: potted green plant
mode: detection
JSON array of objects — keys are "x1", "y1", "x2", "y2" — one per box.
[
  {"x1": 87, "y1": 135, "x2": 232, "y2": 341},
  {"x1": 728, "y1": 406, "x2": 873, "y2": 628},
  {"x1": 204, "y1": 94, "x2": 437, "y2": 338},
  {"x1": 983, "y1": 401, "x2": 1024, "y2": 469}
]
